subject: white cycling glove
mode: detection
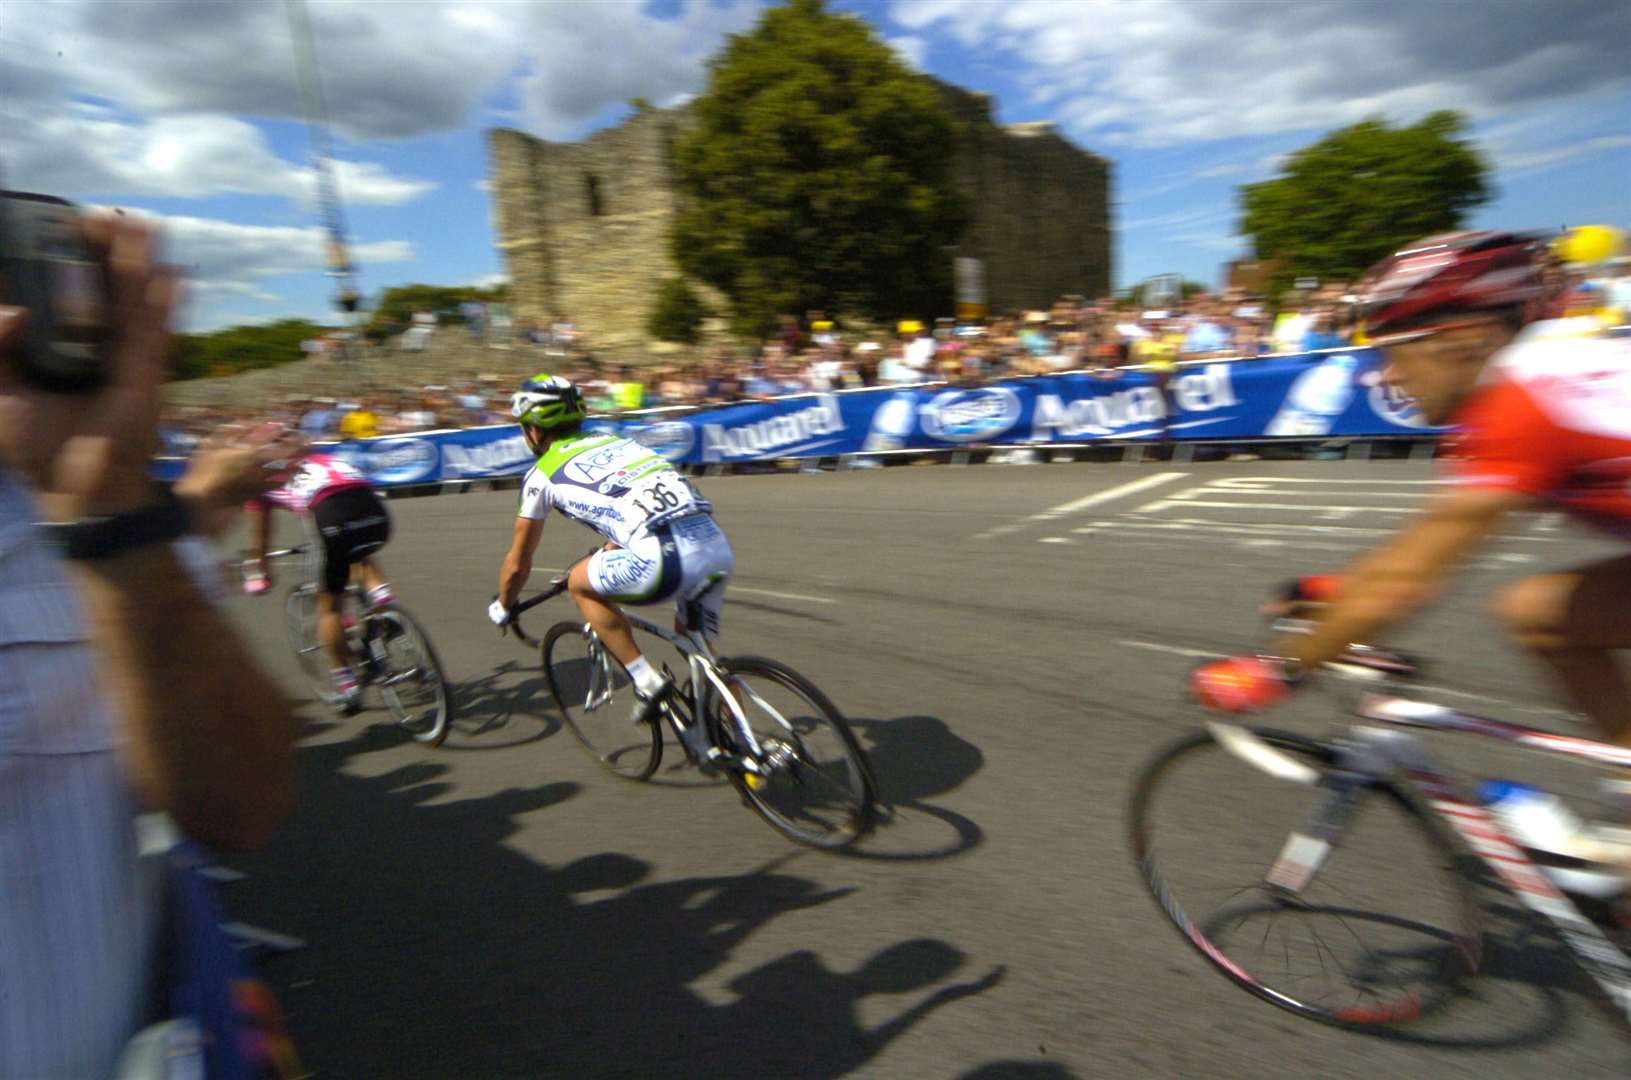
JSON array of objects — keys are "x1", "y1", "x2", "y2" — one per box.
[{"x1": 487, "y1": 599, "x2": 513, "y2": 628}]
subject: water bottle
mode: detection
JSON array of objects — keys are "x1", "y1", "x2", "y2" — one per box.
[
  {"x1": 1264, "y1": 353, "x2": 1359, "y2": 437},
  {"x1": 860, "y1": 392, "x2": 918, "y2": 453},
  {"x1": 1479, "y1": 780, "x2": 1626, "y2": 898}
]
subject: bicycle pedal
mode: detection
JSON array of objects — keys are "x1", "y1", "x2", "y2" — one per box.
[{"x1": 743, "y1": 770, "x2": 767, "y2": 791}]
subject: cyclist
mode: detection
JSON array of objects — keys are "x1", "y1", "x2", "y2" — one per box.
[
  {"x1": 244, "y1": 448, "x2": 394, "y2": 713},
  {"x1": 489, "y1": 373, "x2": 733, "y2": 724},
  {"x1": 1191, "y1": 231, "x2": 1631, "y2": 839}
]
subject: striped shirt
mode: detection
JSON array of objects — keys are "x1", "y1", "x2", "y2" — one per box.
[{"x1": 0, "y1": 468, "x2": 160, "y2": 1078}]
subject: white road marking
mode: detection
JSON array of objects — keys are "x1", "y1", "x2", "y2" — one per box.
[
  {"x1": 1040, "y1": 536, "x2": 1073, "y2": 544},
  {"x1": 727, "y1": 586, "x2": 839, "y2": 605},
  {"x1": 1208, "y1": 477, "x2": 1447, "y2": 488},
  {"x1": 973, "y1": 471, "x2": 1187, "y2": 539},
  {"x1": 1117, "y1": 640, "x2": 1225, "y2": 660}
]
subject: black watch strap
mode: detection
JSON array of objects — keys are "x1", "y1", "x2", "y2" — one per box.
[{"x1": 40, "y1": 486, "x2": 191, "y2": 560}]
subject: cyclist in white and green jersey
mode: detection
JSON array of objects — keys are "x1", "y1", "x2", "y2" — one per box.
[{"x1": 489, "y1": 373, "x2": 733, "y2": 722}]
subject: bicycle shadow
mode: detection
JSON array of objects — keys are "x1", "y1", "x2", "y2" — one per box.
[
  {"x1": 842, "y1": 715, "x2": 986, "y2": 862},
  {"x1": 1362, "y1": 885, "x2": 1613, "y2": 1050},
  {"x1": 439, "y1": 659, "x2": 560, "y2": 750},
  {"x1": 228, "y1": 723, "x2": 1007, "y2": 1077}
]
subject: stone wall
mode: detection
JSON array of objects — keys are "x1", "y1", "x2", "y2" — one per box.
[
  {"x1": 491, "y1": 107, "x2": 691, "y2": 350},
  {"x1": 490, "y1": 78, "x2": 1113, "y2": 344}
]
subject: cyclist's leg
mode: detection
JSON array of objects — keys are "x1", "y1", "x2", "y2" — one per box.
[
  {"x1": 571, "y1": 533, "x2": 681, "y2": 699},
  {"x1": 1492, "y1": 552, "x2": 1631, "y2": 748}
]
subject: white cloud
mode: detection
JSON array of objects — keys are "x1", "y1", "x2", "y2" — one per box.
[
  {"x1": 515, "y1": 0, "x2": 762, "y2": 137},
  {"x1": 472, "y1": 179, "x2": 493, "y2": 194},
  {"x1": 1, "y1": 108, "x2": 436, "y2": 205},
  {"x1": 893, "y1": 0, "x2": 1631, "y2": 148},
  {"x1": 1495, "y1": 133, "x2": 1631, "y2": 173},
  {"x1": 465, "y1": 272, "x2": 509, "y2": 290},
  {"x1": 888, "y1": 36, "x2": 929, "y2": 71},
  {"x1": 87, "y1": 207, "x2": 413, "y2": 328}
]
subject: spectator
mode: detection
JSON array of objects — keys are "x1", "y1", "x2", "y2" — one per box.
[
  {"x1": 610, "y1": 365, "x2": 646, "y2": 411},
  {"x1": 339, "y1": 400, "x2": 380, "y2": 440},
  {"x1": 900, "y1": 320, "x2": 935, "y2": 372},
  {"x1": 0, "y1": 211, "x2": 298, "y2": 1076},
  {"x1": 394, "y1": 391, "x2": 439, "y2": 432},
  {"x1": 1180, "y1": 304, "x2": 1233, "y2": 358},
  {"x1": 298, "y1": 396, "x2": 336, "y2": 437}
]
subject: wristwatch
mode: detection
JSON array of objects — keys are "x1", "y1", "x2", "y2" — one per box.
[{"x1": 39, "y1": 485, "x2": 192, "y2": 560}]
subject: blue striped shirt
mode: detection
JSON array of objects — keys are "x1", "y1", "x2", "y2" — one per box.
[{"x1": 0, "y1": 469, "x2": 160, "y2": 1078}]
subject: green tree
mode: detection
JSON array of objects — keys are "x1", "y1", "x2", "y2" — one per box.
[
  {"x1": 1239, "y1": 111, "x2": 1490, "y2": 295},
  {"x1": 646, "y1": 278, "x2": 710, "y2": 343},
  {"x1": 364, "y1": 282, "x2": 508, "y2": 337},
  {"x1": 168, "y1": 319, "x2": 329, "y2": 381},
  {"x1": 672, "y1": 0, "x2": 967, "y2": 337}
]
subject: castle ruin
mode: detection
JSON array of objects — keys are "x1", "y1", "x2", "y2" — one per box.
[{"x1": 489, "y1": 81, "x2": 1112, "y2": 348}]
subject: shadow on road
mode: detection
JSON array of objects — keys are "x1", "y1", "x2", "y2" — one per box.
[
  {"x1": 843, "y1": 714, "x2": 987, "y2": 861},
  {"x1": 230, "y1": 721, "x2": 1005, "y2": 1077},
  {"x1": 439, "y1": 659, "x2": 559, "y2": 750}
]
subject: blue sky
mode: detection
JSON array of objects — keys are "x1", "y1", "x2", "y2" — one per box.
[{"x1": 3, "y1": 0, "x2": 1626, "y2": 331}]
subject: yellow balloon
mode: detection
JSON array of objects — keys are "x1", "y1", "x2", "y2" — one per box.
[{"x1": 1552, "y1": 224, "x2": 1627, "y2": 265}]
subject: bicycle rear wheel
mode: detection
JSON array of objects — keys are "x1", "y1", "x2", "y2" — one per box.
[
  {"x1": 368, "y1": 606, "x2": 453, "y2": 746},
  {"x1": 711, "y1": 656, "x2": 878, "y2": 850},
  {"x1": 283, "y1": 587, "x2": 337, "y2": 705},
  {"x1": 1128, "y1": 726, "x2": 1481, "y2": 1029},
  {"x1": 542, "y1": 621, "x2": 661, "y2": 780}
]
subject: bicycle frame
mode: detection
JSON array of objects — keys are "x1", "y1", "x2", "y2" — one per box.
[
  {"x1": 1211, "y1": 692, "x2": 1631, "y2": 1021},
  {"x1": 563, "y1": 608, "x2": 786, "y2": 774}
]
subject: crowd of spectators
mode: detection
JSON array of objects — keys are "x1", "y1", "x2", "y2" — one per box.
[{"x1": 162, "y1": 254, "x2": 1629, "y2": 447}]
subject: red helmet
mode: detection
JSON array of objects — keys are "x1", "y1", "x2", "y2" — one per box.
[{"x1": 1357, "y1": 231, "x2": 1551, "y2": 339}]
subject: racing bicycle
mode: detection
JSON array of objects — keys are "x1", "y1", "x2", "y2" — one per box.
[
  {"x1": 1129, "y1": 638, "x2": 1631, "y2": 1030},
  {"x1": 503, "y1": 559, "x2": 879, "y2": 850},
  {"x1": 266, "y1": 545, "x2": 454, "y2": 746}
]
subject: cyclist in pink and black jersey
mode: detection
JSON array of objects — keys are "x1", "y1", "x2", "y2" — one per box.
[{"x1": 244, "y1": 451, "x2": 393, "y2": 713}]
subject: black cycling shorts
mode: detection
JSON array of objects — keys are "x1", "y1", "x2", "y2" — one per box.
[{"x1": 311, "y1": 487, "x2": 391, "y2": 595}]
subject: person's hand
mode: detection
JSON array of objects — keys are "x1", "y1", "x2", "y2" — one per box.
[
  {"x1": 0, "y1": 212, "x2": 180, "y2": 522},
  {"x1": 1190, "y1": 656, "x2": 1299, "y2": 714},
  {"x1": 173, "y1": 423, "x2": 307, "y2": 537},
  {"x1": 487, "y1": 599, "x2": 513, "y2": 629},
  {"x1": 1260, "y1": 574, "x2": 1343, "y2": 619}
]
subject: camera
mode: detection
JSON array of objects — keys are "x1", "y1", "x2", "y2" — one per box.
[{"x1": 0, "y1": 191, "x2": 109, "y2": 393}]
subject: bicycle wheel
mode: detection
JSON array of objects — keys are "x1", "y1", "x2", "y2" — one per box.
[
  {"x1": 711, "y1": 656, "x2": 878, "y2": 850},
  {"x1": 542, "y1": 621, "x2": 661, "y2": 780},
  {"x1": 1129, "y1": 726, "x2": 1482, "y2": 1029},
  {"x1": 283, "y1": 587, "x2": 337, "y2": 704},
  {"x1": 367, "y1": 606, "x2": 454, "y2": 746}
]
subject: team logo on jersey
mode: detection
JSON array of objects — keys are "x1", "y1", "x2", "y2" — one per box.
[
  {"x1": 363, "y1": 438, "x2": 439, "y2": 484},
  {"x1": 919, "y1": 386, "x2": 1023, "y2": 442},
  {"x1": 632, "y1": 421, "x2": 695, "y2": 462}
]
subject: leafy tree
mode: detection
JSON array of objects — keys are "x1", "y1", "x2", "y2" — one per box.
[
  {"x1": 646, "y1": 278, "x2": 710, "y2": 343},
  {"x1": 1126, "y1": 278, "x2": 1209, "y2": 308},
  {"x1": 168, "y1": 319, "x2": 329, "y2": 381},
  {"x1": 672, "y1": 0, "x2": 967, "y2": 337},
  {"x1": 1239, "y1": 111, "x2": 1490, "y2": 295},
  {"x1": 364, "y1": 282, "x2": 508, "y2": 337}
]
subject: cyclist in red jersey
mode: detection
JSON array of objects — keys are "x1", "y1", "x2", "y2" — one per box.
[
  {"x1": 244, "y1": 450, "x2": 394, "y2": 713},
  {"x1": 1193, "y1": 232, "x2": 1631, "y2": 794}
]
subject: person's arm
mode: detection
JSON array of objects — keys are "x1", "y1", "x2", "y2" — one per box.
[
  {"x1": 70, "y1": 543, "x2": 297, "y2": 850},
  {"x1": 1276, "y1": 485, "x2": 1528, "y2": 671},
  {"x1": 498, "y1": 515, "x2": 546, "y2": 609}
]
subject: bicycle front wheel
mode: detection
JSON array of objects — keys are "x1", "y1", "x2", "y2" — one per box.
[
  {"x1": 542, "y1": 621, "x2": 661, "y2": 780},
  {"x1": 369, "y1": 606, "x2": 453, "y2": 746},
  {"x1": 712, "y1": 656, "x2": 878, "y2": 850},
  {"x1": 1128, "y1": 726, "x2": 1481, "y2": 1029}
]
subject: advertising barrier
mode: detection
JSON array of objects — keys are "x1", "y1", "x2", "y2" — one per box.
[{"x1": 153, "y1": 348, "x2": 1444, "y2": 486}]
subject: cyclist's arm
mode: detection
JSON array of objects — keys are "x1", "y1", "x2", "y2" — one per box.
[
  {"x1": 498, "y1": 515, "x2": 545, "y2": 610},
  {"x1": 1275, "y1": 485, "x2": 1529, "y2": 671}
]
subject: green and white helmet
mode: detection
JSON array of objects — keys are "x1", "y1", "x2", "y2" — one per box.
[{"x1": 511, "y1": 373, "x2": 585, "y2": 430}]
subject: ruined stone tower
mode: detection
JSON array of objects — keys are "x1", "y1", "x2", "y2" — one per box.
[{"x1": 489, "y1": 80, "x2": 1112, "y2": 347}]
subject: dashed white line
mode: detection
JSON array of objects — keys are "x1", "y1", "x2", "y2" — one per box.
[
  {"x1": 974, "y1": 471, "x2": 1188, "y2": 539},
  {"x1": 731, "y1": 586, "x2": 838, "y2": 605}
]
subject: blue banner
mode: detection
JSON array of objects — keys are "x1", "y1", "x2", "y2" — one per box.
[{"x1": 153, "y1": 348, "x2": 1445, "y2": 484}]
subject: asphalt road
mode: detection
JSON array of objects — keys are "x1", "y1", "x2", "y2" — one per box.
[{"x1": 223, "y1": 458, "x2": 1631, "y2": 1078}]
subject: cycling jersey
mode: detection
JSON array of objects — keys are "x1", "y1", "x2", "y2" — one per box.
[
  {"x1": 253, "y1": 454, "x2": 371, "y2": 514},
  {"x1": 1447, "y1": 322, "x2": 1631, "y2": 539},
  {"x1": 517, "y1": 434, "x2": 712, "y2": 546}
]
